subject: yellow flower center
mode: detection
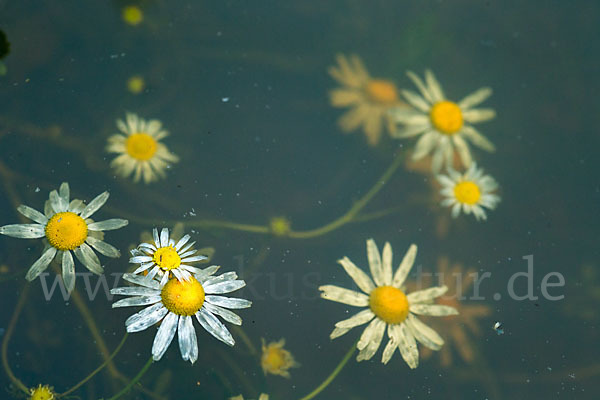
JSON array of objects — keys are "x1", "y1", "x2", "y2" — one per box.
[
  {"x1": 161, "y1": 276, "x2": 205, "y2": 316},
  {"x1": 269, "y1": 216, "x2": 291, "y2": 237},
  {"x1": 29, "y1": 384, "x2": 55, "y2": 400},
  {"x1": 366, "y1": 79, "x2": 398, "y2": 104},
  {"x1": 152, "y1": 246, "x2": 181, "y2": 271},
  {"x1": 45, "y1": 212, "x2": 88, "y2": 251},
  {"x1": 127, "y1": 75, "x2": 145, "y2": 94},
  {"x1": 430, "y1": 100, "x2": 463, "y2": 134},
  {"x1": 369, "y1": 285, "x2": 409, "y2": 324},
  {"x1": 122, "y1": 6, "x2": 144, "y2": 26},
  {"x1": 454, "y1": 181, "x2": 481, "y2": 205},
  {"x1": 125, "y1": 133, "x2": 157, "y2": 161},
  {"x1": 263, "y1": 346, "x2": 286, "y2": 371}
]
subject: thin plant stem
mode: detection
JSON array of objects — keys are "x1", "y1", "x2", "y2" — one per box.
[
  {"x1": 59, "y1": 333, "x2": 129, "y2": 397},
  {"x1": 107, "y1": 356, "x2": 153, "y2": 400},
  {"x1": 1, "y1": 284, "x2": 31, "y2": 395},
  {"x1": 297, "y1": 344, "x2": 356, "y2": 400}
]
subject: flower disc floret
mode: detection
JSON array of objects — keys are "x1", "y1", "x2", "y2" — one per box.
[
  {"x1": 366, "y1": 80, "x2": 398, "y2": 104},
  {"x1": 430, "y1": 100, "x2": 463, "y2": 134},
  {"x1": 161, "y1": 277, "x2": 205, "y2": 316},
  {"x1": 453, "y1": 181, "x2": 481, "y2": 205},
  {"x1": 153, "y1": 246, "x2": 181, "y2": 271},
  {"x1": 369, "y1": 285, "x2": 409, "y2": 324},
  {"x1": 125, "y1": 133, "x2": 157, "y2": 160},
  {"x1": 45, "y1": 212, "x2": 88, "y2": 251}
]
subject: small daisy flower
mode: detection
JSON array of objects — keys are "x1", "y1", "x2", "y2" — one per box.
[
  {"x1": 437, "y1": 163, "x2": 500, "y2": 221},
  {"x1": 260, "y1": 338, "x2": 299, "y2": 378},
  {"x1": 129, "y1": 227, "x2": 207, "y2": 285},
  {"x1": 106, "y1": 112, "x2": 179, "y2": 184},
  {"x1": 111, "y1": 268, "x2": 252, "y2": 364},
  {"x1": 0, "y1": 183, "x2": 128, "y2": 293},
  {"x1": 319, "y1": 239, "x2": 458, "y2": 369},
  {"x1": 390, "y1": 70, "x2": 496, "y2": 172},
  {"x1": 328, "y1": 53, "x2": 406, "y2": 146},
  {"x1": 29, "y1": 384, "x2": 55, "y2": 400}
]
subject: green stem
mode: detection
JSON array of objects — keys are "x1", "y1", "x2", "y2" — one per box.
[
  {"x1": 60, "y1": 333, "x2": 129, "y2": 397},
  {"x1": 297, "y1": 344, "x2": 356, "y2": 400},
  {"x1": 106, "y1": 356, "x2": 153, "y2": 400},
  {"x1": 1, "y1": 284, "x2": 30, "y2": 395}
]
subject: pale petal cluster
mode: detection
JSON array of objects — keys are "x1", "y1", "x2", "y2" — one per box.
[
  {"x1": 106, "y1": 112, "x2": 179, "y2": 184},
  {"x1": 130, "y1": 227, "x2": 207, "y2": 285},
  {"x1": 319, "y1": 239, "x2": 458, "y2": 368},
  {"x1": 437, "y1": 163, "x2": 501, "y2": 220},
  {"x1": 0, "y1": 182, "x2": 128, "y2": 293},
  {"x1": 111, "y1": 269, "x2": 251, "y2": 364},
  {"x1": 390, "y1": 70, "x2": 496, "y2": 172}
]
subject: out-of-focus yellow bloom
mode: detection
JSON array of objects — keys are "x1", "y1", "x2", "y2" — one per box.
[
  {"x1": 269, "y1": 216, "x2": 291, "y2": 237},
  {"x1": 127, "y1": 75, "x2": 145, "y2": 94},
  {"x1": 328, "y1": 54, "x2": 406, "y2": 146},
  {"x1": 29, "y1": 384, "x2": 55, "y2": 400},
  {"x1": 122, "y1": 6, "x2": 143, "y2": 26},
  {"x1": 260, "y1": 338, "x2": 299, "y2": 378}
]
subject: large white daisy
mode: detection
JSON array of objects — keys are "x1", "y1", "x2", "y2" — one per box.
[
  {"x1": 106, "y1": 112, "x2": 179, "y2": 184},
  {"x1": 390, "y1": 70, "x2": 496, "y2": 173},
  {"x1": 111, "y1": 268, "x2": 251, "y2": 364},
  {"x1": 437, "y1": 162, "x2": 501, "y2": 221},
  {"x1": 129, "y1": 227, "x2": 207, "y2": 286},
  {"x1": 319, "y1": 239, "x2": 458, "y2": 369},
  {"x1": 0, "y1": 182, "x2": 128, "y2": 293}
]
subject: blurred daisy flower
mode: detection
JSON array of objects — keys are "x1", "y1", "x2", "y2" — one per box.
[
  {"x1": 230, "y1": 394, "x2": 269, "y2": 400},
  {"x1": 260, "y1": 338, "x2": 299, "y2": 378},
  {"x1": 130, "y1": 227, "x2": 207, "y2": 285},
  {"x1": 111, "y1": 268, "x2": 251, "y2": 363},
  {"x1": 319, "y1": 239, "x2": 457, "y2": 368},
  {"x1": 391, "y1": 70, "x2": 495, "y2": 172},
  {"x1": 0, "y1": 182, "x2": 127, "y2": 293},
  {"x1": 437, "y1": 163, "x2": 500, "y2": 221},
  {"x1": 106, "y1": 112, "x2": 179, "y2": 184},
  {"x1": 328, "y1": 53, "x2": 405, "y2": 146}
]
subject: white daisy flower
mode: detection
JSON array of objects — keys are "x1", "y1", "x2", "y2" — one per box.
[
  {"x1": 129, "y1": 227, "x2": 207, "y2": 286},
  {"x1": 111, "y1": 268, "x2": 251, "y2": 364},
  {"x1": 106, "y1": 112, "x2": 179, "y2": 184},
  {"x1": 437, "y1": 163, "x2": 501, "y2": 221},
  {"x1": 319, "y1": 239, "x2": 458, "y2": 369},
  {"x1": 0, "y1": 182, "x2": 128, "y2": 293},
  {"x1": 390, "y1": 69, "x2": 496, "y2": 173}
]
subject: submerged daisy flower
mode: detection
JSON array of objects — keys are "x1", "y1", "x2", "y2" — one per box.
[
  {"x1": 319, "y1": 239, "x2": 458, "y2": 368},
  {"x1": 0, "y1": 183, "x2": 128, "y2": 293},
  {"x1": 111, "y1": 268, "x2": 251, "y2": 364},
  {"x1": 29, "y1": 384, "x2": 55, "y2": 400},
  {"x1": 260, "y1": 338, "x2": 299, "y2": 378},
  {"x1": 328, "y1": 53, "x2": 405, "y2": 146},
  {"x1": 130, "y1": 227, "x2": 207, "y2": 285},
  {"x1": 390, "y1": 70, "x2": 496, "y2": 172},
  {"x1": 230, "y1": 394, "x2": 269, "y2": 400},
  {"x1": 437, "y1": 163, "x2": 500, "y2": 221},
  {"x1": 106, "y1": 112, "x2": 179, "y2": 184}
]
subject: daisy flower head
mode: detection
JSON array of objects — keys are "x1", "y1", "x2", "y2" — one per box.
[
  {"x1": 106, "y1": 112, "x2": 179, "y2": 184},
  {"x1": 0, "y1": 183, "x2": 128, "y2": 293},
  {"x1": 111, "y1": 268, "x2": 252, "y2": 364},
  {"x1": 260, "y1": 338, "x2": 299, "y2": 378},
  {"x1": 390, "y1": 70, "x2": 496, "y2": 173},
  {"x1": 130, "y1": 227, "x2": 207, "y2": 285},
  {"x1": 319, "y1": 239, "x2": 458, "y2": 369},
  {"x1": 437, "y1": 163, "x2": 500, "y2": 221},
  {"x1": 328, "y1": 53, "x2": 405, "y2": 146}
]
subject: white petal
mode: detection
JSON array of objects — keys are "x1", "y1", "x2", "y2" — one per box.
[
  {"x1": 122, "y1": 272, "x2": 161, "y2": 289},
  {"x1": 59, "y1": 182, "x2": 70, "y2": 204},
  {"x1": 86, "y1": 236, "x2": 121, "y2": 258},
  {"x1": 196, "y1": 308, "x2": 235, "y2": 346},
  {"x1": 130, "y1": 255, "x2": 153, "y2": 264},
  {"x1": 337, "y1": 257, "x2": 375, "y2": 294},
  {"x1": 112, "y1": 295, "x2": 161, "y2": 308},
  {"x1": 80, "y1": 191, "x2": 109, "y2": 219},
  {"x1": 406, "y1": 314, "x2": 444, "y2": 350},
  {"x1": 152, "y1": 312, "x2": 178, "y2": 360},
  {"x1": 458, "y1": 87, "x2": 492, "y2": 109},
  {"x1": 111, "y1": 287, "x2": 161, "y2": 296},
  {"x1": 202, "y1": 302, "x2": 242, "y2": 325},
  {"x1": 17, "y1": 205, "x2": 47, "y2": 224},
  {"x1": 453, "y1": 135, "x2": 472, "y2": 168},
  {"x1": 357, "y1": 318, "x2": 386, "y2": 362},
  {"x1": 180, "y1": 255, "x2": 207, "y2": 263},
  {"x1": 25, "y1": 247, "x2": 57, "y2": 281},
  {"x1": 396, "y1": 323, "x2": 419, "y2": 369},
  {"x1": 123, "y1": 303, "x2": 163, "y2": 326},
  {"x1": 334, "y1": 308, "x2": 375, "y2": 329},
  {"x1": 178, "y1": 316, "x2": 198, "y2": 363},
  {"x1": 462, "y1": 125, "x2": 495, "y2": 152},
  {"x1": 205, "y1": 295, "x2": 252, "y2": 309},
  {"x1": 381, "y1": 242, "x2": 393, "y2": 286},
  {"x1": 62, "y1": 251, "x2": 76, "y2": 293},
  {"x1": 401, "y1": 89, "x2": 430, "y2": 112},
  {"x1": 49, "y1": 190, "x2": 68, "y2": 213},
  {"x1": 87, "y1": 219, "x2": 128, "y2": 231},
  {"x1": 318, "y1": 285, "x2": 369, "y2": 307},
  {"x1": 406, "y1": 70, "x2": 433, "y2": 103},
  {"x1": 462, "y1": 108, "x2": 496, "y2": 123},
  {"x1": 204, "y1": 280, "x2": 246, "y2": 295},
  {"x1": 425, "y1": 69, "x2": 445, "y2": 103},
  {"x1": 0, "y1": 223, "x2": 46, "y2": 239},
  {"x1": 126, "y1": 304, "x2": 169, "y2": 332},
  {"x1": 174, "y1": 234, "x2": 191, "y2": 251},
  {"x1": 392, "y1": 244, "x2": 417, "y2": 288},
  {"x1": 412, "y1": 130, "x2": 437, "y2": 160},
  {"x1": 68, "y1": 199, "x2": 85, "y2": 214},
  {"x1": 74, "y1": 242, "x2": 103, "y2": 275},
  {"x1": 407, "y1": 285, "x2": 448, "y2": 303},
  {"x1": 330, "y1": 326, "x2": 351, "y2": 340},
  {"x1": 409, "y1": 304, "x2": 458, "y2": 316},
  {"x1": 160, "y1": 228, "x2": 169, "y2": 248},
  {"x1": 152, "y1": 228, "x2": 160, "y2": 247},
  {"x1": 366, "y1": 239, "x2": 385, "y2": 287}
]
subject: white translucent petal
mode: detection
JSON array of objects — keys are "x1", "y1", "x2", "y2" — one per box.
[
  {"x1": 202, "y1": 272, "x2": 238, "y2": 286},
  {"x1": 25, "y1": 247, "x2": 57, "y2": 281},
  {"x1": 392, "y1": 244, "x2": 417, "y2": 288},
  {"x1": 49, "y1": 190, "x2": 68, "y2": 213},
  {"x1": 397, "y1": 323, "x2": 419, "y2": 369},
  {"x1": 204, "y1": 279, "x2": 246, "y2": 295},
  {"x1": 401, "y1": 89, "x2": 430, "y2": 112},
  {"x1": 174, "y1": 234, "x2": 191, "y2": 251},
  {"x1": 406, "y1": 314, "x2": 444, "y2": 350},
  {"x1": 178, "y1": 315, "x2": 198, "y2": 363},
  {"x1": 202, "y1": 302, "x2": 242, "y2": 325},
  {"x1": 458, "y1": 87, "x2": 492, "y2": 109},
  {"x1": 159, "y1": 228, "x2": 169, "y2": 248},
  {"x1": 337, "y1": 256, "x2": 374, "y2": 294},
  {"x1": 126, "y1": 304, "x2": 169, "y2": 332},
  {"x1": 86, "y1": 236, "x2": 121, "y2": 258},
  {"x1": 123, "y1": 302, "x2": 163, "y2": 325},
  {"x1": 409, "y1": 304, "x2": 459, "y2": 316},
  {"x1": 0, "y1": 224, "x2": 46, "y2": 239},
  {"x1": 152, "y1": 312, "x2": 178, "y2": 360},
  {"x1": 87, "y1": 219, "x2": 128, "y2": 231},
  {"x1": 407, "y1": 285, "x2": 448, "y2": 304},
  {"x1": 381, "y1": 242, "x2": 393, "y2": 286},
  {"x1": 17, "y1": 205, "x2": 47, "y2": 224},
  {"x1": 381, "y1": 325, "x2": 399, "y2": 364},
  {"x1": 122, "y1": 272, "x2": 161, "y2": 289},
  {"x1": 357, "y1": 318, "x2": 385, "y2": 362},
  {"x1": 80, "y1": 191, "x2": 109, "y2": 219},
  {"x1": 318, "y1": 285, "x2": 369, "y2": 307},
  {"x1": 68, "y1": 199, "x2": 85, "y2": 214},
  {"x1": 334, "y1": 308, "x2": 375, "y2": 329},
  {"x1": 366, "y1": 239, "x2": 385, "y2": 287},
  {"x1": 205, "y1": 295, "x2": 252, "y2": 309},
  {"x1": 62, "y1": 250, "x2": 76, "y2": 293},
  {"x1": 130, "y1": 255, "x2": 153, "y2": 264},
  {"x1": 152, "y1": 228, "x2": 160, "y2": 247},
  {"x1": 195, "y1": 308, "x2": 234, "y2": 346},
  {"x1": 74, "y1": 242, "x2": 103, "y2": 275},
  {"x1": 59, "y1": 182, "x2": 70, "y2": 204},
  {"x1": 112, "y1": 295, "x2": 161, "y2": 308},
  {"x1": 111, "y1": 287, "x2": 161, "y2": 296},
  {"x1": 180, "y1": 255, "x2": 206, "y2": 263}
]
